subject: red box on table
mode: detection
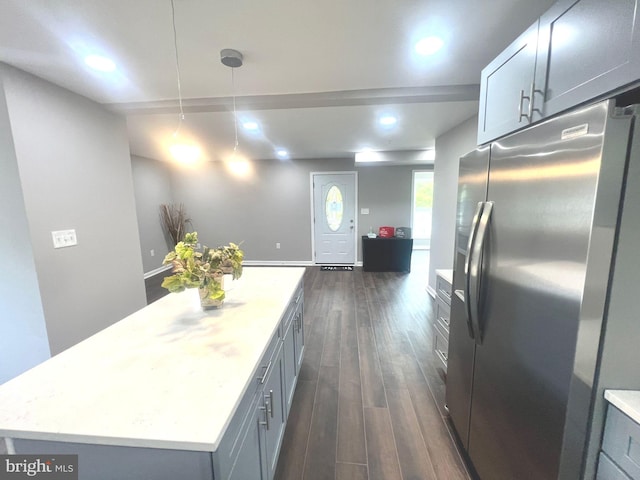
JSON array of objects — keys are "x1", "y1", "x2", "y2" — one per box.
[{"x1": 378, "y1": 226, "x2": 395, "y2": 238}]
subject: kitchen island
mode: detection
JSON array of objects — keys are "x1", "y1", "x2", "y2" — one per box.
[{"x1": 0, "y1": 267, "x2": 305, "y2": 480}]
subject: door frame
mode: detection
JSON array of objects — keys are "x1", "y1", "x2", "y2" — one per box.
[{"x1": 310, "y1": 171, "x2": 358, "y2": 265}]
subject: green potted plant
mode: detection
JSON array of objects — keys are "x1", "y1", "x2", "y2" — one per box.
[{"x1": 161, "y1": 232, "x2": 244, "y2": 309}]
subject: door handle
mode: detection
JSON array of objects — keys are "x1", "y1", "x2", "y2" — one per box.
[
  {"x1": 469, "y1": 201, "x2": 493, "y2": 345},
  {"x1": 464, "y1": 202, "x2": 484, "y2": 340}
]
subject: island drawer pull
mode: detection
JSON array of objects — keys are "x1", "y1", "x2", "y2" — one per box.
[
  {"x1": 268, "y1": 390, "x2": 274, "y2": 418},
  {"x1": 257, "y1": 360, "x2": 272, "y2": 384},
  {"x1": 259, "y1": 403, "x2": 270, "y2": 430}
]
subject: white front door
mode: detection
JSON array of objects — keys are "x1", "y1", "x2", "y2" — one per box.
[{"x1": 312, "y1": 172, "x2": 356, "y2": 264}]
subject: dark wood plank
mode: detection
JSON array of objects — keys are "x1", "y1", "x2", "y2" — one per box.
[
  {"x1": 274, "y1": 380, "x2": 317, "y2": 480},
  {"x1": 358, "y1": 326, "x2": 387, "y2": 408},
  {"x1": 402, "y1": 346, "x2": 471, "y2": 480},
  {"x1": 364, "y1": 407, "x2": 402, "y2": 480},
  {"x1": 302, "y1": 365, "x2": 339, "y2": 480},
  {"x1": 336, "y1": 286, "x2": 367, "y2": 464},
  {"x1": 298, "y1": 312, "x2": 327, "y2": 382},
  {"x1": 386, "y1": 387, "x2": 438, "y2": 480},
  {"x1": 336, "y1": 462, "x2": 368, "y2": 480},
  {"x1": 320, "y1": 311, "x2": 341, "y2": 367}
]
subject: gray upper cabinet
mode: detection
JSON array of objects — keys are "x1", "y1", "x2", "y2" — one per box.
[
  {"x1": 478, "y1": 22, "x2": 538, "y2": 144},
  {"x1": 479, "y1": 0, "x2": 640, "y2": 144},
  {"x1": 478, "y1": 21, "x2": 540, "y2": 145},
  {"x1": 535, "y1": 0, "x2": 640, "y2": 119}
]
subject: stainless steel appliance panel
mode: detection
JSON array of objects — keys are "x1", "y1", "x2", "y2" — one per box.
[
  {"x1": 446, "y1": 146, "x2": 490, "y2": 449},
  {"x1": 467, "y1": 102, "x2": 610, "y2": 480}
]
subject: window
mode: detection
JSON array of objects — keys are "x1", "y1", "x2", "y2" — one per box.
[
  {"x1": 325, "y1": 185, "x2": 344, "y2": 231},
  {"x1": 412, "y1": 171, "x2": 434, "y2": 249}
]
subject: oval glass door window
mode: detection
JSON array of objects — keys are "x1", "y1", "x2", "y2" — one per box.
[{"x1": 325, "y1": 185, "x2": 344, "y2": 231}]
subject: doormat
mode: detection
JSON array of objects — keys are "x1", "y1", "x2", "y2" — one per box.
[{"x1": 321, "y1": 265, "x2": 354, "y2": 271}]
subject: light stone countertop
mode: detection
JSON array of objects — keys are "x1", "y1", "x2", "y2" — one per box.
[
  {"x1": 0, "y1": 267, "x2": 305, "y2": 452},
  {"x1": 435, "y1": 268, "x2": 453, "y2": 286},
  {"x1": 605, "y1": 390, "x2": 640, "y2": 425}
]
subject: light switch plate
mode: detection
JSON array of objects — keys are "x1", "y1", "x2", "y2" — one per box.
[
  {"x1": 52, "y1": 229, "x2": 77, "y2": 249},
  {"x1": 361, "y1": 208, "x2": 370, "y2": 214}
]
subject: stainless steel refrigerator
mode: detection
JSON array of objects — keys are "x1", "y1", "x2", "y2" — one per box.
[{"x1": 446, "y1": 99, "x2": 640, "y2": 480}]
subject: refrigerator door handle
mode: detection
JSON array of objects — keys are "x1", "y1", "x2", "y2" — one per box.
[
  {"x1": 464, "y1": 202, "x2": 485, "y2": 340},
  {"x1": 469, "y1": 201, "x2": 493, "y2": 345}
]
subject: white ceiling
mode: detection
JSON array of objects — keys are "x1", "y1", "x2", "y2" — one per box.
[{"x1": 0, "y1": 0, "x2": 557, "y2": 163}]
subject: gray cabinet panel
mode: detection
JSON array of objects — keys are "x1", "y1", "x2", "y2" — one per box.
[
  {"x1": 478, "y1": 21, "x2": 539, "y2": 145},
  {"x1": 282, "y1": 315, "x2": 297, "y2": 415},
  {"x1": 13, "y1": 439, "x2": 214, "y2": 480},
  {"x1": 228, "y1": 394, "x2": 264, "y2": 480},
  {"x1": 293, "y1": 301, "x2": 304, "y2": 374},
  {"x1": 536, "y1": 0, "x2": 640, "y2": 118},
  {"x1": 602, "y1": 406, "x2": 640, "y2": 480},
  {"x1": 597, "y1": 452, "x2": 633, "y2": 480},
  {"x1": 261, "y1": 342, "x2": 285, "y2": 480}
]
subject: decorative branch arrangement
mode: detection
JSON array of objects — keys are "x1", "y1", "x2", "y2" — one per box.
[{"x1": 160, "y1": 203, "x2": 191, "y2": 247}]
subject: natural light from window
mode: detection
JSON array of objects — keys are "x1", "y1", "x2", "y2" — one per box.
[{"x1": 412, "y1": 171, "x2": 434, "y2": 249}]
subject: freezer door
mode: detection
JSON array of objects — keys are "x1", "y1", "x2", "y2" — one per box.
[
  {"x1": 446, "y1": 146, "x2": 489, "y2": 449},
  {"x1": 466, "y1": 101, "x2": 613, "y2": 480}
]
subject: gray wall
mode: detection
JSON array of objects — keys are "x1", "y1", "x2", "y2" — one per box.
[
  {"x1": 0, "y1": 64, "x2": 147, "y2": 357},
  {"x1": 429, "y1": 115, "x2": 478, "y2": 293},
  {"x1": 357, "y1": 164, "x2": 416, "y2": 238},
  {"x1": 131, "y1": 155, "x2": 174, "y2": 273},
  {"x1": 0, "y1": 76, "x2": 51, "y2": 383},
  {"x1": 162, "y1": 157, "x2": 417, "y2": 263}
]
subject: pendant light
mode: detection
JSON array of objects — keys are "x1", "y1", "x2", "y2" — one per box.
[{"x1": 220, "y1": 49, "x2": 244, "y2": 159}]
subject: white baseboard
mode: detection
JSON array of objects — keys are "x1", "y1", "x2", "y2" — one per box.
[
  {"x1": 244, "y1": 260, "x2": 364, "y2": 267},
  {"x1": 146, "y1": 260, "x2": 364, "y2": 277},
  {"x1": 143, "y1": 264, "x2": 172, "y2": 279},
  {"x1": 242, "y1": 260, "x2": 316, "y2": 267},
  {"x1": 426, "y1": 285, "x2": 436, "y2": 298}
]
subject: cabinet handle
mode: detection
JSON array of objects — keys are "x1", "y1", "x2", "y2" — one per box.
[
  {"x1": 519, "y1": 89, "x2": 531, "y2": 123},
  {"x1": 528, "y1": 81, "x2": 544, "y2": 119},
  {"x1": 259, "y1": 403, "x2": 270, "y2": 430},
  {"x1": 257, "y1": 360, "x2": 272, "y2": 384},
  {"x1": 438, "y1": 289, "x2": 451, "y2": 301},
  {"x1": 268, "y1": 390, "x2": 274, "y2": 418},
  {"x1": 438, "y1": 315, "x2": 450, "y2": 326}
]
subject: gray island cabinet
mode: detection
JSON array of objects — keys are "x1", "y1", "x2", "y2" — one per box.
[{"x1": 0, "y1": 267, "x2": 305, "y2": 480}]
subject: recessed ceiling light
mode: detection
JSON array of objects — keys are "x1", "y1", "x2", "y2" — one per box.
[
  {"x1": 415, "y1": 36, "x2": 444, "y2": 56},
  {"x1": 379, "y1": 115, "x2": 397, "y2": 126},
  {"x1": 276, "y1": 149, "x2": 289, "y2": 159},
  {"x1": 84, "y1": 54, "x2": 116, "y2": 72},
  {"x1": 355, "y1": 149, "x2": 383, "y2": 163},
  {"x1": 242, "y1": 121, "x2": 259, "y2": 131}
]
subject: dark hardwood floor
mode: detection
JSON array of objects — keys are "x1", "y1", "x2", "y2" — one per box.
[
  {"x1": 274, "y1": 251, "x2": 471, "y2": 480},
  {"x1": 144, "y1": 253, "x2": 471, "y2": 480}
]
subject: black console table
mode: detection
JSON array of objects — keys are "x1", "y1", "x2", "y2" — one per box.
[{"x1": 362, "y1": 236, "x2": 413, "y2": 272}]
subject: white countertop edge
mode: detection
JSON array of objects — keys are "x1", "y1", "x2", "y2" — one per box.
[
  {"x1": 604, "y1": 389, "x2": 640, "y2": 424},
  {"x1": 435, "y1": 268, "x2": 453, "y2": 285},
  {"x1": 2, "y1": 429, "x2": 216, "y2": 452}
]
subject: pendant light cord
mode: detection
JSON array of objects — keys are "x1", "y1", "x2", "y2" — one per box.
[
  {"x1": 232, "y1": 67, "x2": 239, "y2": 152},
  {"x1": 170, "y1": 0, "x2": 184, "y2": 137}
]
